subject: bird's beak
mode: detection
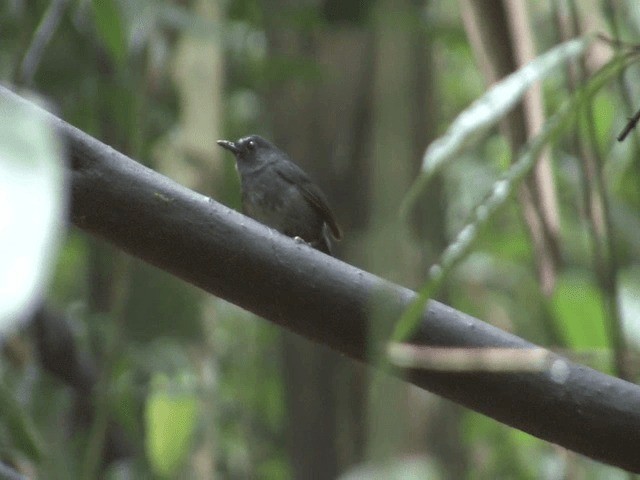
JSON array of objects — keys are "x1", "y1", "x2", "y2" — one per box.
[{"x1": 217, "y1": 139, "x2": 240, "y2": 154}]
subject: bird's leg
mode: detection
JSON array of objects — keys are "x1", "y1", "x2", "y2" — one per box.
[{"x1": 293, "y1": 235, "x2": 332, "y2": 255}]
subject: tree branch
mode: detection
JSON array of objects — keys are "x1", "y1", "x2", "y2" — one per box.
[{"x1": 3, "y1": 84, "x2": 640, "y2": 473}]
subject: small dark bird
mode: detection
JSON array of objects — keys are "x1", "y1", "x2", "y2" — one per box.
[{"x1": 217, "y1": 135, "x2": 342, "y2": 255}]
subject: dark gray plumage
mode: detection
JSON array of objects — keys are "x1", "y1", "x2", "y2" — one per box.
[{"x1": 217, "y1": 135, "x2": 342, "y2": 255}]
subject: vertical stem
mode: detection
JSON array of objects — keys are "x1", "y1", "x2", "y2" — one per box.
[{"x1": 564, "y1": 0, "x2": 628, "y2": 378}]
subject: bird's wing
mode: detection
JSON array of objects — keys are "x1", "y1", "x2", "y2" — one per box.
[{"x1": 276, "y1": 162, "x2": 342, "y2": 240}]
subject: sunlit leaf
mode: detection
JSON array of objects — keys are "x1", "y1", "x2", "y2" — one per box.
[
  {"x1": 145, "y1": 375, "x2": 199, "y2": 477},
  {"x1": 0, "y1": 91, "x2": 65, "y2": 335}
]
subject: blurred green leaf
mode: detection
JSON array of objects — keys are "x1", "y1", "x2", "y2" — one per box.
[
  {"x1": 552, "y1": 273, "x2": 607, "y2": 348},
  {"x1": 124, "y1": 262, "x2": 203, "y2": 341},
  {"x1": 145, "y1": 375, "x2": 199, "y2": 477},
  {"x1": 50, "y1": 231, "x2": 89, "y2": 303},
  {"x1": 91, "y1": 0, "x2": 127, "y2": 66},
  {"x1": 463, "y1": 412, "x2": 539, "y2": 479},
  {"x1": 0, "y1": 90, "x2": 65, "y2": 335},
  {"x1": 0, "y1": 382, "x2": 44, "y2": 460},
  {"x1": 589, "y1": 92, "x2": 616, "y2": 148},
  {"x1": 337, "y1": 456, "x2": 439, "y2": 480}
]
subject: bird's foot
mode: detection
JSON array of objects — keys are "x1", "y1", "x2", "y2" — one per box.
[{"x1": 293, "y1": 236, "x2": 331, "y2": 255}]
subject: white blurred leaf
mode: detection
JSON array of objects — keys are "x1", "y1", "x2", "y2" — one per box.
[
  {"x1": 338, "y1": 456, "x2": 438, "y2": 480},
  {"x1": 401, "y1": 36, "x2": 593, "y2": 215},
  {"x1": 619, "y1": 267, "x2": 640, "y2": 347},
  {"x1": 0, "y1": 92, "x2": 65, "y2": 334},
  {"x1": 422, "y1": 37, "x2": 589, "y2": 176}
]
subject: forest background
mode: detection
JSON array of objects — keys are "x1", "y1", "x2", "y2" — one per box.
[{"x1": 1, "y1": 0, "x2": 640, "y2": 479}]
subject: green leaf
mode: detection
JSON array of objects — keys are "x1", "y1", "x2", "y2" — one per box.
[
  {"x1": 0, "y1": 90, "x2": 65, "y2": 334},
  {"x1": 589, "y1": 92, "x2": 616, "y2": 147},
  {"x1": 145, "y1": 375, "x2": 199, "y2": 477},
  {"x1": 91, "y1": 0, "x2": 127, "y2": 66},
  {"x1": 552, "y1": 273, "x2": 607, "y2": 348},
  {"x1": 401, "y1": 36, "x2": 594, "y2": 218},
  {"x1": 0, "y1": 382, "x2": 44, "y2": 460}
]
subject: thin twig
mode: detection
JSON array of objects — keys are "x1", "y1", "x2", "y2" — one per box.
[
  {"x1": 17, "y1": 0, "x2": 69, "y2": 86},
  {"x1": 616, "y1": 107, "x2": 640, "y2": 142},
  {"x1": 568, "y1": 0, "x2": 628, "y2": 379},
  {"x1": 596, "y1": 33, "x2": 640, "y2": 52}
]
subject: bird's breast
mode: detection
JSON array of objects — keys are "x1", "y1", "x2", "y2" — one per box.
[{"x1": 240, "y1": 170, "x2": 324, "y2": 240}]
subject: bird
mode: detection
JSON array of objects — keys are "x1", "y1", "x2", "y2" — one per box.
[{"x1": 217, "y1": 134, "x2": 342, "y2": 255}]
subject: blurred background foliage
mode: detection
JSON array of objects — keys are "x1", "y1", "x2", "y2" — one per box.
[{"x1": 1, "y1": 0, "x2": 640, "y2": 478}]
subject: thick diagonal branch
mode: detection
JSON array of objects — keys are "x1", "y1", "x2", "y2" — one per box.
[{"x1": 3, "y1": 85, "x2": 640, "y2": 473}]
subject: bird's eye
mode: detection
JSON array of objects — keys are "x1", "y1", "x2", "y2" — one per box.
[{"x1": 247, "y1": 140, "x2": 256, "y2": 150}]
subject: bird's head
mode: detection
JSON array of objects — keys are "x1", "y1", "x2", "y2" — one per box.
[{"x1": 217, "y1": 135, "x2": 276, "y2": 167}]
